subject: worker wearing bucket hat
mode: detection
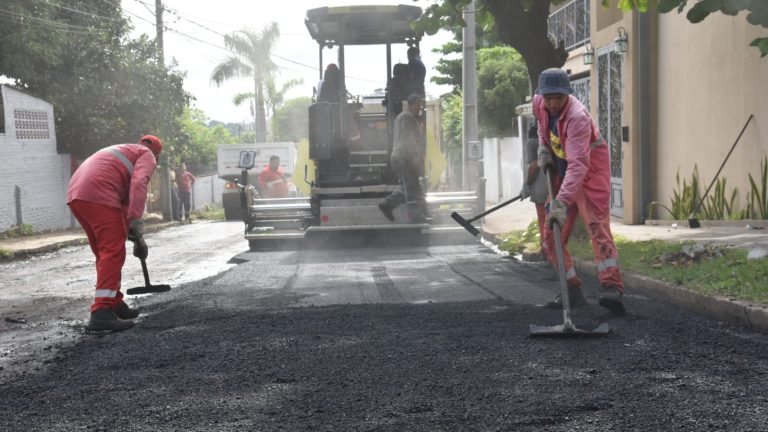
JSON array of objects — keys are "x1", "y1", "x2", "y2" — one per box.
[
  {"x1": 67, "y1": 135, "x2": 163, "y2": 331},
  {"x1": 533, "y1": 68, "x2": 625, "y2": 315}
]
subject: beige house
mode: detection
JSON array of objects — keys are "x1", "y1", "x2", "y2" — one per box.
[{"x1": 551, "y1": 1, "x2": 767, "y2": 224}]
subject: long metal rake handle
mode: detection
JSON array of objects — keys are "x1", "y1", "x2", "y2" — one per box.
[
  {"x1": 689, "y1": 114, "x2": 754, "y2": 224},
  {"x1": 544, "y1": 167, "x2": 576, "y2": 332}
]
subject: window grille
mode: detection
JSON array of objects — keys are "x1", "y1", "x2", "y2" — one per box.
[
  {"x1": 14, "y1": 109, "x2": 50, "y2": 140},
  {"x1": 547, "y1": 0, "x2": 590, "y2": 51}
]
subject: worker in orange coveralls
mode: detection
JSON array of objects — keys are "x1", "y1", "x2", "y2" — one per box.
[
  {"x1": 67, "y1": 135, "x2": 162, "y2": 332},
  {"x1": 257, "y1": 155, "x2": 290, "y2": 198},
  {"x1": 533, "y1": 68, "x2": 625, "y2": 315}
]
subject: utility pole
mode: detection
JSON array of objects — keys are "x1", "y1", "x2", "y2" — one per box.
[
  {"x1": 156, "y1": 0, "x2": 172, "y2": 221},
  {"x1": 462, "y1": 0, "x2": 479, "y2": 190},
  {"x1": 155, "y1": 0, "x2": 164, "y2": 62}
]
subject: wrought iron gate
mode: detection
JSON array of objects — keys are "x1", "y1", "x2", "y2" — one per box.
[{"x1": 597, "y1": 47, "x2": 624, "y2": 217}]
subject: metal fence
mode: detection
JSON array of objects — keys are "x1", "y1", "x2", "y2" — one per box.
[{"x1": 547, "y1": 0, "x2": 590, "y2": 51}]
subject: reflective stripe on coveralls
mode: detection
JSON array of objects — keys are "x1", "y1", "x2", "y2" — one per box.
[
  {"x1": 94, "y1": 289, "x2": 119, "y2": 298},
  {"x1": 105, "y1": 147, "x2": 134, "y2": 174}
]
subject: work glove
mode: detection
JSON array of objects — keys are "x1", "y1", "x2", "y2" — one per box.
[
  {"x1": 537, "y1": 145, "x2": 554, "y2": 169},
  {"x1": 521, "y1": 183, "x2": 532, "y2": 200},
  {"x1": 127, "y1": 219, "x2": 144, "y2": 242},
  {"x1": 547, "y1": 198, "x2": 567, "y2": 228},
  {"x1": 133, "y1": 238, "x2": 148, "y2": 260}
]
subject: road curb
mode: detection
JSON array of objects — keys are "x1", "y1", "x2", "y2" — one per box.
[
  {"x1": 574, "y1": 260, "x2": 768, "y2": 335},
  {"x1": 7, "y1": 238, "x2": 89, "y2": 260},
  {"x1": 1, "y1": 221, "x2": 180, "y2": 262}
]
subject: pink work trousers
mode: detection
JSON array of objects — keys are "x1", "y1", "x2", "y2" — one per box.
[
  {"x1": 543, "y1": 190, "x2": 624, "y2": 292},
  {"x1": 68, "y1": 200, "x2": 128, "y2": 312},
  {"x1": 538, "y1": 202, "x2": 582, "y2": 288}
]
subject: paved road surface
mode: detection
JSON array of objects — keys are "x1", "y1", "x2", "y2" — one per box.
[{"x1": 1, "y1": 222, "x2": 767, "y2": 431}]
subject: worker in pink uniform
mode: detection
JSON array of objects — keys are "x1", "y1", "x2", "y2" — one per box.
[
  {"x1": 257, "y1": 155, "x2": 290, "y2": 198},
  {"x1": 67, "y1": 135, "x2": 163, "y2": 331},
  {"x1": 175, "y1": 162, "x2": 196, "y2": 222},
  {"x1": 522, "y1": 120, "x2": 579, "y2": 265},
  {"x1": 533, "y1": 68, "x2": 625, "y2": 315}
]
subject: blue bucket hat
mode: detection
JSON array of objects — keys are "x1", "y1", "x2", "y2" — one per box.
[{"x1": 536, "y1": 68, "x2": 573, "y2": 95}]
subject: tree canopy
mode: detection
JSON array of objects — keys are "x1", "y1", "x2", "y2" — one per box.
[
  {"x1": 273, "y1": 97, "x2": 312, "y2": 143},
  {"x1": 176, "y1": 108, "x2": 237, "y2": 173},
  {"x1": 476, "y1": 47, "x2": 529, "y2": 136},
  {"x1": 0, "y1": 0, "x2": 189, "y2": 158},
  {"x1": 416, "y1": 0, "x2": 573, "y2": 93},
  {"x1": 416, "y1": 0, "x2": 768, "y2": 89},
  {"x1": 430, "y1": 26, "x2": 502, "y2": 95}
]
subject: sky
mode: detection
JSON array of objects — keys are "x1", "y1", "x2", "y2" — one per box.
[{"x1": 123, "y1": 0, "x2": 456, "y2": 125}]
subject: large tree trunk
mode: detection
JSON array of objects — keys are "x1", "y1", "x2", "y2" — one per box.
[{"x1": 483, "y1": 0, "x2": 568, "y2": 93}]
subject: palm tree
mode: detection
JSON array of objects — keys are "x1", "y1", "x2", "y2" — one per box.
[
  {"x1": 265, "y1": 77, "x2": 303, "y2": 141},
  {"x1": 211, "y1": 22, "x2": 279, "y2": 142},
  {"x1": 231, "y1": 77, "x2": 302, "y2": 141}
]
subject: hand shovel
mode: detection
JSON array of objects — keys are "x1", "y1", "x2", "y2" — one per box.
[{"x1": 126, "y1": 258, "x2": 171, "y2": 295}]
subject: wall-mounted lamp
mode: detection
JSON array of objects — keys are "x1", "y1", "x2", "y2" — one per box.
[
  {"x1": 583, "y1": 42, "x2": 594, "y2": 65},
  {"x1": 615, "y1": 27, "x2": 628, "y2": 53}
]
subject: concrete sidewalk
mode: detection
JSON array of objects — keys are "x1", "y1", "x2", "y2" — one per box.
[
  {"x1": 1, "y1": 205, "x2": 767, "y2": 333},
  {"x1": 0, "y1": 220, "x2": 179, "y2": 259},
  {"x1": 481, "y1": 198, "x2": 768, "y2": 250}
]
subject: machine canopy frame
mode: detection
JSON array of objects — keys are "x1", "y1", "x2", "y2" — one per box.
[{"x1": 305, "y1": 5, "x2": 423, "y2": 47}]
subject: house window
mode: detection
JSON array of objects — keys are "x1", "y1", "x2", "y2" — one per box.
[
  {"x1": 548, "y1": 0, "x2": 590, "y2": 51},
  {"x1": 14, "y1": 109, "x2": 50, "y2": 140}
]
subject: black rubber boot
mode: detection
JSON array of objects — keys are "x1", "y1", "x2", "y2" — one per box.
[
  {"x1": 114, "y1": 302, "x2": 140, "y2": 319},
  {"x1": 378, "y1": 202, "x2": 395, "y2": 221},
  {"x1": 544, "y1": 285, "x2": 588, "y2": 309},
  {"x1": 86, "y1": 308, "x2": 135, "y2": 332},
  {"x1": 598, "y1": 284, "x2": 626, "y2": 315},
  {"x1": 407, "y1": 202, "x2": 432, "y2": 223}
]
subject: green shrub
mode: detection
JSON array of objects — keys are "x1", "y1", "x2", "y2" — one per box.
[
  {"x1": 648, "y1": 166, "x2": 700, "y2": 220},
  {"x1": 699, "y1": 177, "x2": 740, "y2": 220},
  {"x1": 193, "y1": 205, "x2": 225, "y2": 221},
  {"x1": 746, "y1": 155, "x2": 768, "y2": 219},
  {"x1": 0, "y1": 224, "x2": 35, "y2": 239}
]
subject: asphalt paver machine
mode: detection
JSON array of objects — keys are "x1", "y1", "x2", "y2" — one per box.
[{"x1": 242, "y1": 4, "x2": 483, "y2": 250}]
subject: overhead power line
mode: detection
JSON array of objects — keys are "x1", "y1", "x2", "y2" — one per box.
[
  {"x1": 5, "y1": 0, "x2": 380, "y2": 86},
  {"x1": 0, "y1": 7, "x2": 107, "y2": 32},
  {"x1": 32, "y1": 0, "x2": 123, "y2": 22}
]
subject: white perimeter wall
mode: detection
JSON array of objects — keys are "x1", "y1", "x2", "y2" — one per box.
[
  {"x1": 483, "y1": 136, "x2": 523, "y2": 203},
  {"x1": 192, "y1": 174, "x2": 226, "y2": 210},
  {"x1": 0, "y1": 85, "x2": 71, "y2": 232}
]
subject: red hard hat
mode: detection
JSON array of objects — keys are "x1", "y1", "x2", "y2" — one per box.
[{"x1": 139, "y1": 135, "x2": 163, "y2": 156}]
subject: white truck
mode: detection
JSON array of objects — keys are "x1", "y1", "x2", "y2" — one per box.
[{"x1": 216, "y1": 142, "x2": 297, "y2": 220}]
